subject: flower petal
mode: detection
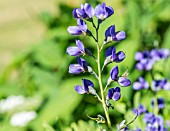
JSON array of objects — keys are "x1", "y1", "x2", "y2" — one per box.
[
  {"x1": 95, "y1": 3, "x2": 108, "y2": 20},
  {"x1": 69, "y1": 64, "x2": 84, "y2": 74},
  {"x1": 110, "y1": 66, "x2": 119, "y2": 80},
  {"x1": 115, "y1": 31, "x2": 126, "y2": 41},
  {"x1": 105, "y1": 46, "x2": 114, "y2": 57},
  {"x1": 77, "y1": 57, "x2": 88, "y2": 70},
  {"x1": 112, "y1": 91, "x2": 121, "y2": 101},
  {"x1": 107, "y1": 88, "x2": 115, "y2": 100},
  {"x1": 114, "y1": 51, "x2": 125, "y2": 62},
  {"x1": 105, "y1": 6, "x2": 114, "y2": 17},
  {"x1": 84, "y1": 3, "x2": 95, "y2": 18},
  {"x1": 67, "y1": 26, "x2": 82, "y2": 35},
  {"x1": 66, "y1": 47, "x2": 82, "y2": 56},
  {"x1": 77, "y1": 19, "x2": 87, "y2": 32},
  {"x1": 74, "y1": 85, "x2": 87, "y2": 94},
  {"x1": 82, "y1": 79, "x2": 94, "y2": 89},
  {"x1": 133, "y1": 82, "x2": 142, "y2": 90},
  {"x1": 72, "y1": 8, "x2": 79, "y2": 18},
  {"x1": 118, "y1": 77, "x2": 131, "y2": 87},
  {"x1": 76, "y1": 40, "x2": 85, "y2": 52}
]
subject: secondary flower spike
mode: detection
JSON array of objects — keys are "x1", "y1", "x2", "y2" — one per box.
[
  {"x1": 67, "y1": 19, "x2": 90, "y2": 36},
  {"x1": 74, "y1": 79, "x2": 95, "y2": 94},
  {"x1": 69, "y1": 57, "x2": 88, "y2": 74},
  {"x1": 73, "y1": 3, "x2": 95, "y2": 20},
  {"x1": 105, "y1": 25, "x2": 126, "y2": 43},
  {"x1": 95, "y1": 3, "x2": 114, "y2": 20},
  {"x1": 66, "y1": 40, "x2": 92, "y2": 56},
  {"x1": 107, "y1": 66, "x2": 131, "y2": 87},
  {"x1": 106, "y1": 87, "x2": 121, "y2": 101}
]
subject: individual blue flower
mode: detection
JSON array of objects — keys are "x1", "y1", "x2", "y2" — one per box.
[
  {"x1": 69, "y1": 57, "x2": 88, "y2": 74},
  {"x1": 151, "y1": 98, "x2": 165, "y2": 109},
  {"x1": 135, "y1": 51, "x2": 155, "y2": 71},
  {"x1": 133, "y1": 77, "x2": 149, "y2": 90},
  {"x1": 132, "y1": 104, "x2": 147, "y2": 115},
  {"x1": 106, "y1": 87, "x2": 121, "y2": 101},
  {"x1": 143, "y1": 113, "x2": 155, "y2": 123},
  {"x1": 152, "y1": 79, "x2": 168, "y2": 91},
  {"x1": 135, "y1": 59, "x2": 155, "y2": 71},
  {"x1": 67, "y1": 19, "x2": 89, "y2": 36},
  {"x1": 150, "y1": 48, "x2": 170, "y2": 61},
  {"x1": 104, "y1": 25, "x2": 126, "y2": 43},
  {"x1": 135, "y1": 127, "x2": 142, "y2": 131},
  {"x1": 108, "y1": 66, "x2": 131, "y2": 87},
  {"x1": 74, "y1": 79, "x2": 95, "y2": 94},
  {"x1": 73, "y1": 3, "x2": 95, "y2": 20},
  {"x1": 95, "y1": 3, "x2": 114, "y2": 20},
  {"x1": 104, "y1": 46, "x2": 125, "y2": 66},
  {"x1": 66, "y1": 40, "x2": 92, "y2": 56}
]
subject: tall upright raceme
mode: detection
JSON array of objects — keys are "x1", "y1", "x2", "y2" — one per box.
[{"x1": 67, "y1": 3, "x2": 135, "y2": 130}]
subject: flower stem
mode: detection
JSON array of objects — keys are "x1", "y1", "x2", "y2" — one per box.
[{"x1": 97, "y1": 45, "x2": 112, "y2": 129}]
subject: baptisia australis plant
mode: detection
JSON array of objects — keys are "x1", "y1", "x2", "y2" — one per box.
[
  {"x1": 67, "y1": 2, "x2": 135, "y2": 131},
  {"x1": 131, "y1": 48, "x2": 170, "y2": 130}
]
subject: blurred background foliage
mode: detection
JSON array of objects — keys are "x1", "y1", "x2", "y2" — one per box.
[{"x1": 0, "y1": 0, "x2": 170, "y2": 130}]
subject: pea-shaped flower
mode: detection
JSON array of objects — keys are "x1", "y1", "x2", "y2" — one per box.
[
  {"x1": 151, "y1": 98, "x2": 165, "y2": 109},
  {"x1": 106, "y1": 87, "x2": 121, "y2": 101},
  {"x1": 69, "y1": 57, "x2": 88, "y2": 74},
  {"x1": 74, "y1": 79, "x2": 96, "y2": 95},
  {"x1": 73, "y1": 3, "x2": 95, "y2": 20},
  {"x1": 132, "y1": 104, "x2": 147, "y2": 115},
  {"x1": 66, "y1": 40, "x2": 92, "y2": 56},
  {"x1": 103, "y1": 46, "x2": 125, "y2": 67},
  {"x1": 67, "y1": 19, "x2": 89, "y2": 36},
  {"x1": 104, "y1": 25, "x2": 126, "y2": 43},
  {"x1": 95, "y1": 3, "x2": 114, "y2": 21},
  {"x1": 133, "y1": 77, "x2": 149, "y2": 90},
  {"x1": 108, "y1": 66, "x2": 131, "y2": 87},
  {"x1": 152, "y1": 79, "x2": 167, "y2": 91}
]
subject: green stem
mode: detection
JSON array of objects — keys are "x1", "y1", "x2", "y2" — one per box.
[{"x1": 93, "y1": 21, "x2": 111, "y2": 129}]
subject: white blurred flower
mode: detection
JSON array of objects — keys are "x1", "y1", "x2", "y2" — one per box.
[
  {"x1": 10, "y1": 111, "x2": 37, "y2": 127},
  {"x1": 0, "y1": 95, "x2": 25, "y2": 113}
]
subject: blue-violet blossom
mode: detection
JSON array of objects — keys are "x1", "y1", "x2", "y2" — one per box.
[
  {"x1": 67, "y1": 19, "x2": 89, "y2": 36},
  {"x1": 104, "y1": 46, "x2": 125, "y2": 67},
  {"x1": 107, "y1": 66, "x2": 131, "y2": 87},
  {"x1": 105, "y1": 25, "x2": 126, "y2": 43},
  {"x1": 75, "y1": 79, "x2": 96, "y2": 94},
  {"x1": 69, "y1": 57, "x2": 89, "y2": 74},
  {"x1": 66, "y1": 40, "x2": 92, "y2": 56},
  {"x1": 106, "y1": 87, "x2": 121, "y2": 101},
  {"x1": 151, "y1": 98, "x2": 165, "y2": 109},
  {"x1": 133, "y1": 77, "x2": 149, "y2": 90},
  {"x1": 95, "y1": 3, "x2": 114, "y2": 21},
  {"x1": 72, "y1": 3, "x2": 95, "y2": 20}
]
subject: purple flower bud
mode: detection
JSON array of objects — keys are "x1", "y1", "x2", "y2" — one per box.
[
  {"x1": 69, "y1": 57, "x2": 88, "y2": 74},
  {"x1": 95, "y1": 3, "x2": 114, "y2": 20},
  {"x1": 74, "y1": 79, "x2": 94, "y2": 94},
  {"x1": 133, "y1": 77, "x2": 149, "y2": 90},
  {"x1": 106, "y1": 87, "x2": 121, "y2": 101},
  {"x1": 135, "y1": 59, "x2": 154, "y2": 71},
  {"x1": 105, "y1": 25, "x2": 126, "y2": 43},
  {"x1": 132, "y1": 104, "x2": 147, "y2": 115},
  {"x1": 151, "y1": 98, "x2": 165, "y2": 109},
  {"x1": 72, "y1": 3, "x2": 95, "y2": 19},
  {"x1": 67, "y1": 19, "x2": 87, "y2": 36}
]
